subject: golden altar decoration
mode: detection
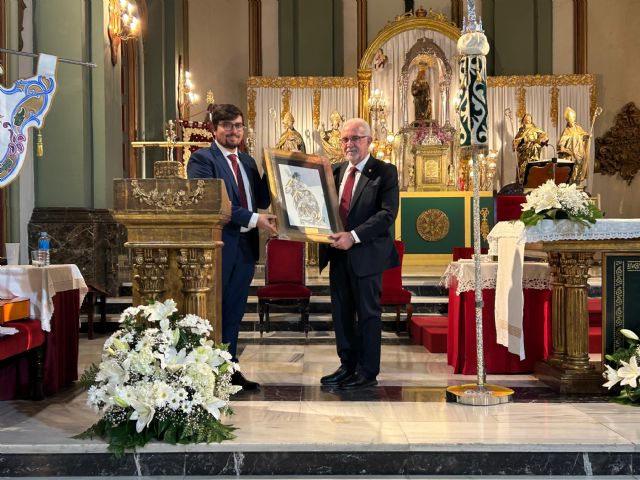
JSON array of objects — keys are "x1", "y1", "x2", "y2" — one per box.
[
  {"x1": 112, "y1": 161, "x2": 230, "y2": 342},
  {"x1": 412, "y1": 143, "x2": 449, "y2": 191}
]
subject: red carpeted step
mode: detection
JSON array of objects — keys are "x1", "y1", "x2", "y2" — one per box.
[
  {"x1": 589, "y1": 326, "x2": 602, "y2": 353},
  {"x1": 408, "y1": 315, "x2": 448, "y2": 345},
  {"x1": 421, "y1": 326, "x2": 448, "y2": 353},
  {"x1": 588, "y1": 297, "x2": 601, "y2": 327}
]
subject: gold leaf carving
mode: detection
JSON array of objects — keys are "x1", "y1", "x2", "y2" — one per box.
[
  {"x1": 550, "y1": 85, "x2": 559, "y2": 128},
  {"x1": 312, "y1": 89, "x2": 321, "y2": 130},
  {"x1": 247, "y1": 88, "x2": 257, "y2": 130},
  {"x1": 247, "y1": 77, "x2": 357, "y2": 89},
  {"x1": 487, "y1": 74, "x2": 595, "y2": 88},
  {"x1": 281, "y1": 87, "x2": 291, "y2": 118},
  {"x1": 516, "y1": 86, "x2": 526, "y2": 122},
  {"x1": 595, "y1": 102, "x2": 640, "y2": 184},
  {"x1": 416, "y1": 209, "x2": 450, "y2": 242},
  {"x1": 130, "y1": 179, "x2": 206, "y2": 211}
]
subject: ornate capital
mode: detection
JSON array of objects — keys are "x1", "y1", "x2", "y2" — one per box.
[{"x1": 132, "y1": 248, "x2": 168, "y2": 302}]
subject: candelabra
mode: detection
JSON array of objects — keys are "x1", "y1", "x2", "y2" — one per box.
[
  {"x1": 178, "y1": 68, "x2": 199, "y2": 120},
  {"x1": 468, "y1": 149, "x2": 498, "y2": 191},
  {"x1": 368, "y1": 89, "x2": 395, "y2": 162}
]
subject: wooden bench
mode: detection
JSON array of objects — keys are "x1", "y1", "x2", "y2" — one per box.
[{"x1": 0, "y1": 319, "x2": 45, "y2": 400}]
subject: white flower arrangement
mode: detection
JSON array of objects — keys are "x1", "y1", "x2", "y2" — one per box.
[
  {"x1": 602, "y1": 328, "x2": 640, "y2": 405},
  {"x1": 520, "y1": 180, "x2": 603, "y2": 227},
  {"x1": 76, "y1": 299, "x2": 241, "y2": 454}
]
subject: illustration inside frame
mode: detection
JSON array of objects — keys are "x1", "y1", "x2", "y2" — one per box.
[{"x1": 263, "y1": 149, "x2": 343, "y2": 243}]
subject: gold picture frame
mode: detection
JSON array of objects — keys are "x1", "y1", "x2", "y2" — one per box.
[{"x1": 263, "y1": 148, "x2": 343, "y2": 243}]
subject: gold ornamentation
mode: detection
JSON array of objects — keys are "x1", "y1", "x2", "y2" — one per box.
[
  {"x1": 357, "y1": 69, "x2": 372, "y2": 121},
  {"x1": 247, "y1": 88, "x2": 257, "y2": 130},
  {"x1": 132, "y1": 248, "x2": 168, "y2": 304},
  {"x1": 177, "y1": 248, "x2": 213, "y2": 320},
  {"x1": 480, "y1": 207, "x2": 490, "y2": 241},
  {"x1": 613, "y1": 260, "x2": 625, "y2": 350},
  {"x1": 589, "y1": 82, "x2": 598, "y2": 120},
  {"x1": 153, "y1": 161, "x2": 184, "y2": 179},
  {"x1": 416, "y1": 208, "x2": 450, "y2": 242},
  {"x1": 247, "y1": 77, "x2": 357, "y2": 88},
  {"x1": 550, "y1": 85, "x2": 559, "y2": 128},
  {"x1": 312, "y1": 89, "x2": 321, "y2": 130},
  {"x1": 281, "y1": 87, "x2": 291, "y2": 118},
  {"x1": 516, "y1": 86, "x2": 526, "y2": 122},
  {"x1": 130, "y1": 179, "x2": 206, "y2": 211},
  {"x1": 595, "y1": 102, "x2": 640, "y2": 184},
  {"x1": 486, "y1": 74, "x2": 595, "y2": 88}
]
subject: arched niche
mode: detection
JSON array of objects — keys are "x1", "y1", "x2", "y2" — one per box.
[{"x1": 358, "y1": 12, "x2": 461, "y2": 132}]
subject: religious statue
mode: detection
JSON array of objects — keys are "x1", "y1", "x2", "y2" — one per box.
[
  {"x1": 276, "y1": 111, "x2": 306, "y2": 153},
  {"x1": 557, "y1": 106, "x2": 590, "y2": 183},
  {"x1": 373, "y1": 48, "x2": 388, "y2": 71},
  {"x1": 512, "y1": 113, "x2": 549, "y2": 184},
  {"x1": 411, "y1": 68, "x2": 432, "y2": 122},
  {"x1": 318, "y1": 110, "x2": 344, "y2": 163}
]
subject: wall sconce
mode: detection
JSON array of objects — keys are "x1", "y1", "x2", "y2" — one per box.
[
  {"x1": 178, "y1": 68, "x2": 199, "y2": 120},
  {"x1": 108, "y1": 0, "x2": 140, "y2": 65}
]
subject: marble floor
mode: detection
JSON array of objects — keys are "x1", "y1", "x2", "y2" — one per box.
[{"x1": 1, "y1": 332, "x2": 639, "y2": 477}]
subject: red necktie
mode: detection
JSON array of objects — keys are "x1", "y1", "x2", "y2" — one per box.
[
  {"x1": 228, "y1": 153, "x2": 248, "y2": 209},
  {"x1": 339, "y1": 166, "x2": 357, "y2": 227}
]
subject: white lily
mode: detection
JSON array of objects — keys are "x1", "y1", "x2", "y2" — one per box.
[
  {"x1": 620, "y1": 329, "x2": 640, "y2": 341},
  {"x1": 603, "y1": 364, "x2": 622, "y2": 389},
  {"x1": 617, "y1": 356, "x2": 640, "y2": 389},
  {"x1": 129, "y1": 398, "x2": 156, "y2": 433},
  {"x1": 203, "y1": 396, "x2": 227, "y2": 420}
]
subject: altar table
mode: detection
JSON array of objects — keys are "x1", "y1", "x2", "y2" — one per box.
[
  {"x1": 445, "y1": 260, "x2": 552, "y2": 375},
  {"x1": 0, "y1": 265, "x2": 87, "y2": 399}
]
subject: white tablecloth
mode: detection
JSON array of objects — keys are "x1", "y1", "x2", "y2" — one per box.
[
  {"x1": 444, "y1": 260, "x2": 550, "y2": 295},
  {"x1": 0, "y1": 264, "x2": 88, "y2": 331}
]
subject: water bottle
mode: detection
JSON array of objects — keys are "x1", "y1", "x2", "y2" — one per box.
[{"x1": 38, "y1": 232, "x2": 51, "y2": 266}]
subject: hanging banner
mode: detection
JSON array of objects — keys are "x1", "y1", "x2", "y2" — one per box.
[{"x1": 0, "y1": 54, "x2": 57, "y2": 188}]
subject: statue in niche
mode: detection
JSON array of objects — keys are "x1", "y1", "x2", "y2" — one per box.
[
  {"x1": 276, "y1": 111, "x2": 306, "y2": 153},
  {"x1": 319, "y1": 110, "x2": 344, "y2": 163},
  {"x1": 411, "y1": 68, "x2": 432, "y2": 122},
  {"x1": 512, "y1": 113, "x2": 549, "y2": 184},
  {"x1": 557, "y1": 106, "x2": 590, "y2": 183}
]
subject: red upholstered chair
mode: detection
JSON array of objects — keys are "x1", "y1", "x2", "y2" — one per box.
[
  {"x1": 380, "y1": 240, "x2": 413, "y2": 333},
  {"x1": 256, "y1": 239, "x2": 312, "y2": 337},
  {"x1": 495, "y1": 194, "x2": 527, "y2": 222}
]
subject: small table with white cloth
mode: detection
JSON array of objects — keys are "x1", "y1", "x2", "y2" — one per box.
[{"x1": 0, "y1": 264, "x2": 87, "y2": 399}]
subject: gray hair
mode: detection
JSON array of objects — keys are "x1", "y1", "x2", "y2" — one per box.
[{"x1": 341, "y1": 118, "x2": 371, "y2": 137}]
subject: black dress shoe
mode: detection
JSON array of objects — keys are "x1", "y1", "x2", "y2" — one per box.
[
  {"x1": 337, "y1": 373, "x2": 377, "y2": 390},
  {"x1": 231, "y1": 371, "x2": 260, "y2": 390},
  {"x1": 320, "y1": 366, "x2": 354, "y2": 386}
]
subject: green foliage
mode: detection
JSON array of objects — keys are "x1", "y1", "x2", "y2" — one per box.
[{"x1": 77, "y1": 363, "x2": 99, "y2": 389}]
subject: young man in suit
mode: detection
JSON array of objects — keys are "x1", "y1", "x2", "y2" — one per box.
[
  {"x1": 187, "y1": 104, "x2": 277, "y2": 390},
  {"x1": 319, "y1": 118, "x2": 400, "y2": 390}
]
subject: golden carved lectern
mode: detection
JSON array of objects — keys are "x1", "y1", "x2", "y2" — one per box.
[
  {"x1": 112, "y1": 161, "x2": 231, "y2": 342},
  {"x1": 536, "y1": 238, "x2": 640, "y2": 393}
]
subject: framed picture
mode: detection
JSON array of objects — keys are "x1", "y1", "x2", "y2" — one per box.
[{"x1": 263, "y1": 148, "x2": 343, "y2": 243}]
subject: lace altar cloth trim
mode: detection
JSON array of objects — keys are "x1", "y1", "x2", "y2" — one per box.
[
  {"x1": 443, "y1": 260, "x2": 550, "y2": 295},
  {"x1": 487, "y1": 219, "x2": 640, "y2": 256}
]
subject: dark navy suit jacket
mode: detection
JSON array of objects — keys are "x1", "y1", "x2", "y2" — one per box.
[
  {"x1": 187, "y1": 143, "x2": 271, "y2": 286},
  {"x1": 319, "y1": 155, "x2": 400, "y2": 277}
]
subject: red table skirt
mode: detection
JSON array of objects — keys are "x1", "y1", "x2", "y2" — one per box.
[
  {"x1": 448, "y1": 286, "x2": 552, "y2": 374},
  {"x1": 0, "y1": 289, "x2": 80, "y2": 400}
]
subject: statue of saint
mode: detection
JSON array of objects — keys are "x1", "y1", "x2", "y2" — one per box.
[
  {"x1": 557, "y1": 106, "x2": 590, "y2": 183},
  {"x1": 411, "y1": 68, "x2": 432, "y2": 122},
  {"x1": 276, "y1": 111, "x2": 306, "y2": 153},
  {"x1": 512, "y1": 113, "x2": 549, "y2": 184},
  {"x1": 318, "y1": 110, "x2": 344, "y2": 163}
]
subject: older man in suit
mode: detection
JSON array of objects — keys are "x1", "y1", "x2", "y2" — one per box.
[
  {"x1": 319, "y1": 118, "x2": 400, "y2": 389},
  {"x1": 187, "y1": 104, "x2": 277, "y2": 390}
]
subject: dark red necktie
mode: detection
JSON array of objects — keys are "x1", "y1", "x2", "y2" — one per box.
[
  {"x1": 339, "y1": 166, "x2": 357, "y2": 227},
  {"x1": 228, "y1": 153, "x2": 248, "y2": 209}
]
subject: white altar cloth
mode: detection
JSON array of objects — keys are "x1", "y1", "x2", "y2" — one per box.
[
  {"x1": 0, "y1": 264, "x2": 88, "y2": 332},
  {"x1": 487, "y1": 218, "x2": 640, "y2": 359}
]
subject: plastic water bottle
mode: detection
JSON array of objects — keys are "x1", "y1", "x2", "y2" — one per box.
[{"x1": 38, "y1": 232, "x2": 51, "y2": 266}]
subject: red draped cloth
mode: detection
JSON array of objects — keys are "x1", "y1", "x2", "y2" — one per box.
[
  {"x1": 0, "y1": 289, "x2": 80, "y2": 399},
  {"x1": 448, "y1": 278, "x2": 552, "y2": 375}
]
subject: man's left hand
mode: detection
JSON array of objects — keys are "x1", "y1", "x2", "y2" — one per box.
[{"x1": 329, "y1": 232, "x2": 355, "y2": 250}]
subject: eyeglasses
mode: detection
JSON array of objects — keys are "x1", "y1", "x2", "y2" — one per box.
[
  {"x1": 219, "y1": 122, "x2": 245, "y2": 131},
  {"x1": 339, "y1": 135, "x2": 368, "y2": 144}
]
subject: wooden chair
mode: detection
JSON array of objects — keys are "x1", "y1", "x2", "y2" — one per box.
[
  {"x1": 380, "y1": 240, "x2": 413, "y2": 333},
  {"x1": 256, "y1": 239, "x2": 312, "y2": 337}
]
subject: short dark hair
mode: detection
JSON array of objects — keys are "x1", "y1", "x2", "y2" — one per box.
[{"x1": 211, "y1": 104, "x2": 244, "y2": 128}]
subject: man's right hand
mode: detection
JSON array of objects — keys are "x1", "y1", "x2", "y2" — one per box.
[{"x1": 257, "y1": 213, "x2": 278, "y2": 235}]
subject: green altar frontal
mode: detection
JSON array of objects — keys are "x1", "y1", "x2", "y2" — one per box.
[{"x1": 395, "y1": 191, "x2": 494, "y2": 266}]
